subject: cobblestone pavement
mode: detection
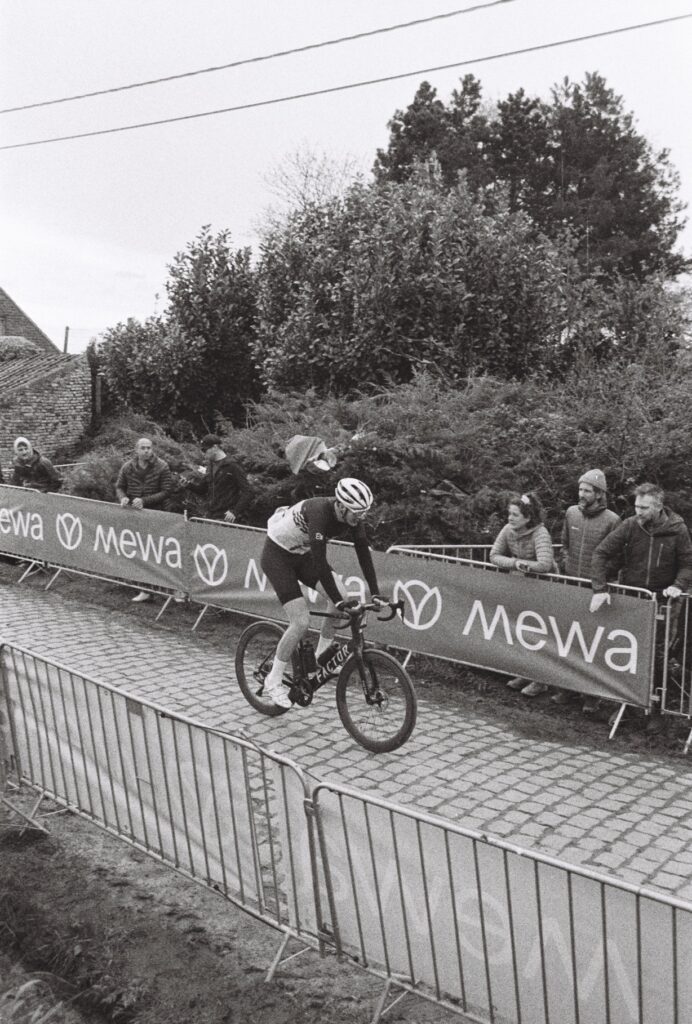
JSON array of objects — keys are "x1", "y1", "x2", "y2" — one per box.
[{"x1": 2, "y1": 580, "x2": 692, "y2": 902}]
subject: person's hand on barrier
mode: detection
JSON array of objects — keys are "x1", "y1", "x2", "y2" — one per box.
[
  {"x1": 589, "y1": 592, "x2": 611, "y2": 613},
  {"x1": 119, "y1": 496, "x2": 130, "y2": 507},
  {"x1": 224, "y1": 510, "x2": 237, "y2": 523},
  {"x1": 663, "y1": 585, "x2": 682, "y2": 599},
  {"x1": 514, "y1": 560, "x2": 529, "y2": 573},
  {"x1": 131, "y1": 498, "x2": 144, "y2": 510}
]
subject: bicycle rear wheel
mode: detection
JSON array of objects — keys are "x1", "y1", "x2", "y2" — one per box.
[
  {"x1": 336, "y1": 649, "x2": 417, "y2": 752},
  {"x1": 235, "y1": 620, "x2": 292, "y2": 717}
]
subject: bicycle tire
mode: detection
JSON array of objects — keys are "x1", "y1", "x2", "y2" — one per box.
[
  {"x1": 235, "y1": 620, "x2": 293, "y2": 717},
  {"x1": 336, "y1": 649, "x2": 417, "y2": 753}
]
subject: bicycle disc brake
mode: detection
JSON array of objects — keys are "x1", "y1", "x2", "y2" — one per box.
[{"x1": 290, "y1": 678, "x2": 314, "y2": 707}]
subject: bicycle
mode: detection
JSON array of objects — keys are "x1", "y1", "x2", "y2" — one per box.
[{"x1": 235, "y1": 600, "x2": 417, "y2": 753}]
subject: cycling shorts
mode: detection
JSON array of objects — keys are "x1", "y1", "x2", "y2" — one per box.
[{"x1": 261, "y1": 537, "x2": 321, "y2": 605}]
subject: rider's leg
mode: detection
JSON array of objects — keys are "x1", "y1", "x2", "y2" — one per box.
[{"x1": 264, "y1": 596, "x2": 310, "y2": 690}]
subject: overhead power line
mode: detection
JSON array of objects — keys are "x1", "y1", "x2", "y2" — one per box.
[
  {"x1": 2, "y1": 13, "x2": 690, "y2": 152},
  {"x1": 0, "y1": 0, "x2": 516, "y2": 114}
]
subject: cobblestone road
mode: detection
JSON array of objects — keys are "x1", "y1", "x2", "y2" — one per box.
[{"x1": 1, "y1": 580, "x2": 691, "y2": 901}]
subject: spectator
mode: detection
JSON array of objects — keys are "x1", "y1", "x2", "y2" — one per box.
[
  {"x1": 186, "y1": 434, "x2": 252, "y2": 523},
  {"x1": 115, "y1": 438, "x2": 174, "y2": 604},
  {"x1": 556, "y1": 469, "x2": 621, "y2": 708},
  {"x1": 590, "y1": 483, "x2": 692, "y2": 731},
  {"x1": 490, "y1": 491, "x2": 556, "y2": 698},
  {"x1": 12, "y1": 436, "x2": 62, "y2": 492}
]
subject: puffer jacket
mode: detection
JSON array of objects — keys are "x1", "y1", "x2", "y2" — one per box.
[
  {"x1": 561, "y1": 504, "x2": 621, "y2": 578},
  {"x1": 592, "y1": 508, "x2": 692, "y2": 594},
  {"x1": 490, "y1": 522, "x2": 557, "y2": 574}
]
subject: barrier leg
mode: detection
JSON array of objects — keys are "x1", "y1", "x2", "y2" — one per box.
[
  {"x1": 608, "y1": 702, "x2": 628, "y2": 740},
  {"x1": 45, "y1": 567, "x2": 63, "y2": 591},
  {"x1": 154, "y1": 595, "x2": 173, "y2": 622},
  {"x1": 684, "y1": 726, "x2": 692, "y2": 756},
  {"x1": 265, "y1": 933, "x2": 312, "y2": 981},
  {"x1": 191, "y1": 605, "x2": 209, "y2": 631},
  {"x1": 0, "y1": 786, "x2": 50, "y2": 835},
  {"x1": 17, "y1": 560, "x2": 46, "y2": 584}
]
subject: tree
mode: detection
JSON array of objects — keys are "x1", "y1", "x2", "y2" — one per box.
[
  {"x1": 166, "y1": 226, "x2": 259, "y2": 423},
  {"x1": 97, "y1": 228, "x2": 261, "y2": 429},
  {"x1": 254, "y1": 165, "x2": 582, "y2": 393},
  {"x1": 374, "y1": 73, "x2": 688, "y2": 280}
]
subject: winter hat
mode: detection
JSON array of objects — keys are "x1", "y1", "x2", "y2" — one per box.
[{"x1": 579, "y1": 469, "x2": 607, "y2": 492}]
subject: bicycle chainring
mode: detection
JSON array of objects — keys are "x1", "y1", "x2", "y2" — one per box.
[{"x1": 290, "y1": 679, "x2": 314, "y2": 707}]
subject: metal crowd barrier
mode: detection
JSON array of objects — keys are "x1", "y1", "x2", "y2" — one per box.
[
  {"x1": 2, "y1": 640, "x2": 691, "y2": 1023},
  {"x1": 0, "y1": 642, "x2": 325, "y2": 947},
  {"x1": 312, "y1": 781, "x2": 692, "y2": 1024}
]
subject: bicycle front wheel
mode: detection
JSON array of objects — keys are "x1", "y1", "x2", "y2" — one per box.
[
  {"x1": 336, "y1": 650, "x2": 417, "y2": 753},
  {"x1": 235, "y1": 620, "x2": 292, "y2": 717}
]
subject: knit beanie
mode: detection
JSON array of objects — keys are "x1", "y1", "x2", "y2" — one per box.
[{"x1": 579, "y1": 469, "x2": 607, "y2": 492}]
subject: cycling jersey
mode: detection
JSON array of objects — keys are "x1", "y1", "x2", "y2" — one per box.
[{"x1": 263, "y1": 496, "x2": 379, "y2": 605}]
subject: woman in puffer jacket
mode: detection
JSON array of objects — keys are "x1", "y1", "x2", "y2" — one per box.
[{"x1": 490, "y1": 491, "x2": 557, "y2": 697}]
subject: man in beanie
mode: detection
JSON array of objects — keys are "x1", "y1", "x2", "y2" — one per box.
[
  {"x1": 561, "y1": 470, "x2": 620, "y2": 579},
  {"x1": 187, "y1": 434, "x2": 252, "y2": 523},
  {"x1": 552, "y1": 470, "x2": 620, "y2": 706}
]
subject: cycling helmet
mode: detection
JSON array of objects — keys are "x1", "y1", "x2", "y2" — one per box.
[{"x1": 335, "y1": 478, "x2": 374, "y2": 513}]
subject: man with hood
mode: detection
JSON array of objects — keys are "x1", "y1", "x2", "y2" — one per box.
[
  {"x1": 11, "y1": 436, "x2": 62, "y2": 492},
  {"x1": 561, "y1": 469, "x2": 620, "y2": 580},
  {"x1": 590, "y1": 483, "x2": 692, "y2": 730}
]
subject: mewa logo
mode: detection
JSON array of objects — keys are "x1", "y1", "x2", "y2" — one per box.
[
  {"x1": 193, "y1": 543, "x2": 228, "y2": 587},
  {"x1": 55, "y1": 513, "x2": 83, "y2": 551},
  {"x1": 393, "y1": 579, "x2": 442, "y2": 631}
]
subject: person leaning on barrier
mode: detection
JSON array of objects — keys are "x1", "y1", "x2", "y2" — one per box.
[
  {"x1": 490, "y1": 491, "x2": 557, "y2": 698},
  {"x1": 185, "y1": 434, "x2": 252, "y2": 524},
  {"x1": 115, "y1": 437, "x2": 174, "y2": 604},
  {"x1": 12, "y1": 436, "x2": 62, "y2": 492},
  {"x1": 589, "y1": 483, "x2": 692, "y2": 731},
  {"x1": 556, "y1": 469, "x2": 621, "y2": 709}
]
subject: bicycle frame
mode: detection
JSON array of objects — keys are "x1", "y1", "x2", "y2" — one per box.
[{"x1": 293, "y1": 602, "x2": 399, "y2": 701}]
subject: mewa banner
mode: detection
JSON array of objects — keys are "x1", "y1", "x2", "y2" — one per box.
[{"x1": 0, "y1": 487, "x2": 655, "y2": 704}]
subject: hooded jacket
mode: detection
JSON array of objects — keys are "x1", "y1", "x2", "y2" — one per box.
[
  {"x1": 12, "y1": 450, "x2": 62, "y2": 492},
  {"x1": 591, "y1": 507, "x2": 692, "y2": 594}
]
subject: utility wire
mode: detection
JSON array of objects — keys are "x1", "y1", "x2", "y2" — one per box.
[
  {"x1": 2, "y1": 13, "x2": 690, "y2": 152},
  {"x1": 0, "y1": 0, "x2": 516, "y2": 114}
]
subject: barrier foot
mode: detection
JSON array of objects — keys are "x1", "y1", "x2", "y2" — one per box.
[
  {"x1": 192, "y1": 605, "x2": 209, "y2": 632},
  {"x1": 265, "y1": 933, "x2": 312, "y2": 981},
  {"x1": 154, "y1": 595, "x2": 173, "y2": 623},
  {"x1": 608, "y1": 702, "x2": 627, "y2": 740},
  {"x1": 371, "y1": 978, "x2": 410, "y2": 1024}
]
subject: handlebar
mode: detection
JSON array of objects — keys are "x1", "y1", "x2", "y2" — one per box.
[{"x1": 312, "y1": 599, "x2": 404, "y2": 623}]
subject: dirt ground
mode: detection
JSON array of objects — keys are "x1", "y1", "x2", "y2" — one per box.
[{"x1": 1, "y1": 567, "x2": 690, "y2": 1023}]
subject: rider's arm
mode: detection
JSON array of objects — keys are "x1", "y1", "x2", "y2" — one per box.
[
  {"x1": 352, "y1": 526, "x2": 380, "y2": 596},
  {"x1": 308, "y1": 533, "x2": 344, "y2": 605}
]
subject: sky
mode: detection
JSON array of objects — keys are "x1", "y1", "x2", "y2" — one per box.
[{"x1": 1, "y1": 0, "x2": 691, "y2": 353}]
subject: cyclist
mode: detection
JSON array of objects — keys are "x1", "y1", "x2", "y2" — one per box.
[{"x1": 260, "y1": 478, "x2": 388, "y2": 707}]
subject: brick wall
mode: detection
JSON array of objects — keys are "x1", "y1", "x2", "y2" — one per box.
[{"x1": 0, "y1": 356, "x2": 92, "y2": 475}]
